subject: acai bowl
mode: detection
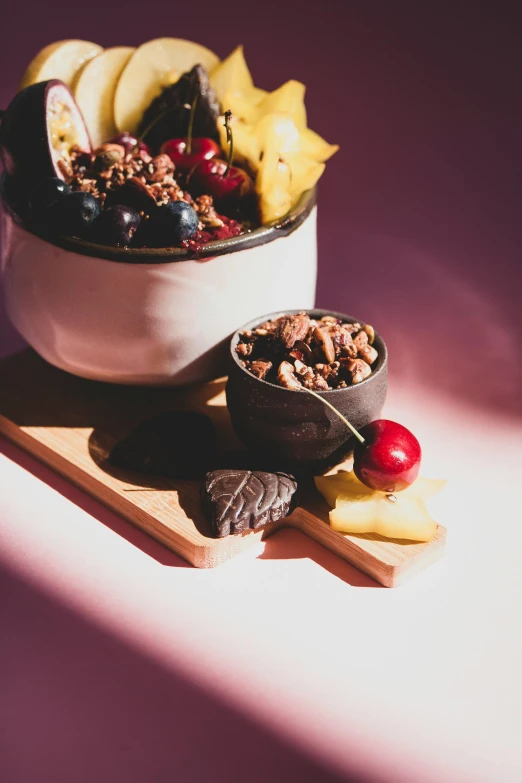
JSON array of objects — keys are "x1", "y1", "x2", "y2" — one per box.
[{"x1": 0, "y1": 38, "x2": 338, "y2": 385}]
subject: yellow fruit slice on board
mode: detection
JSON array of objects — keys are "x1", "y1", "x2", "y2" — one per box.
[
  {"x1": 74, "y1": 46, "x2": 134, "y2": 148},
  {"x1": 114, "y1": 38, "x2": 220, "y2": 133},
  {"x1": 20, "y1": 39, "x2": 103, "y2": 91},
  {"x1": 315, "y1": 472, "x2": 373, "y2": 508},
  {"x1": 259, "y1": 80, "x2": 307, "y2": 128},
  {"x1": 330, "y1": 494, "x2": 438, "y2": 542},
  {"x1": 210, "y1": 45, "x2": 254, "y2": 102},
  {"x1": 300, "y1": 127, "x2": 339, "y2": 162},
  {"x1": 315, "y1": 471, "x2": 446, "y2": 507}
]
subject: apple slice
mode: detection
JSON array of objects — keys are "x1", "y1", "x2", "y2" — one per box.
[
  {"x1": 259, "y1": 80, "x2": 307, "y2": 128},
  {"x1": 114, "y1": 38, "x2": 220, "y2": 133},
  {"x1": 20, "y1": 39, "x2": 103, "y2": 91},
  {"x1": 74, "y1": 46, "x2": 134, "y2": 148},
  {"x1": 330, "y1": 493, "x2": 438, "y2": 542},
  {"x1": 300, "y1": 127, "x2": 339, "y2": 162}
]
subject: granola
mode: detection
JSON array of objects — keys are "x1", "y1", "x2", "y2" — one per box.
[{"x1": 238, "y1": 313, "x2": 379, "y2": 390}]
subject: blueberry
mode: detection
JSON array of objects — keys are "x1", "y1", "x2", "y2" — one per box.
[
  {"x1": 29, "y1": 177, "x2": 71, "y2": 224},
  {"x1": 147, "y1": 201, "x2": 199, "y2": 247},
  {"x1": 47, "y1": 191, "x2": 101, "y2": 238},
  {"x1": 94, "y1": 205, "x2": 141, "y2": 247}
]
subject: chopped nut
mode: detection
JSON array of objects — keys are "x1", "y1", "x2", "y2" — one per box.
[
  {"x1": 347, "y1": 358, "x2": 372, "y2": 384},
  {"x1": 320, "y1": 315, "x2": 339, "y2": 324},
  {"x1": 353, "y1": 330, "x2": 369, "y2": 350},
  {"x1": 276, "y1": 312, "x2": 311, "y2": 349},
  {"x1": 254, "y1": 328, "x2": 268, "y2": 336},
  {"x1": 277, "y1": 361, "x2": 302, "y2": 390},
  {"x1": 93, "y1": 143, "x2": 126, "y2": 170},
  {"x1": 148, "y1": 154, "x2": 175, "y2": 183},
  {"x1": 236, "y1": 342, "x2": 252, "y2": 357},
  {"x1": 341, "y1": 342, "x2": 358, "y2": 359},
  {"x1": 248, "y1": 360, "x2": 272, "y2": 380},
  {"x1": 359, "y1": 344, "x2": 379, "y2": 365},
  {"x1": 313, "y1": 326, "x2": 336, "y2": 363},
  {"x1": 363, "y1": 323, "x2": 375, "y2": 344}
]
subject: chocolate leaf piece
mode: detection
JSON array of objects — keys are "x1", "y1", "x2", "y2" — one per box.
[
  {"x1": 108, "y1": 411, "x2": 217, "y2": 479},
  {"x1": 202, "y1": 470, "x2": 298, "y2": 538}
]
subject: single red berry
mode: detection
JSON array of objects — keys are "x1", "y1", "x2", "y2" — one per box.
[
  {"x1": 161, "y1": 137, "x2": 220, "y2": 173},
  {"x1": 353, "y1": 420, "x2": 422, "y2": 492}
]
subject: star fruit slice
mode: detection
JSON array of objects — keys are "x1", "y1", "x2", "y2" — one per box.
[{"x1": 315, "y1": 471, "x2": 445, "y2": 542}]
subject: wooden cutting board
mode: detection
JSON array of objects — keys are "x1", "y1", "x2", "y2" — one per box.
[{"x1": 0, "y1": 350, "x2": 446, "y2": 587}]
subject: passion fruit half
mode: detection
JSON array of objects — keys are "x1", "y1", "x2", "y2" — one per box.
[{"x1": 0, "y1": 79, "x2": 91, "y2": 184}]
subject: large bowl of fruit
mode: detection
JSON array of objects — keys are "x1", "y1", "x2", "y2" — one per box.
[{"x1": 0, "y1": 39, "x2": 338, "y2": 386}]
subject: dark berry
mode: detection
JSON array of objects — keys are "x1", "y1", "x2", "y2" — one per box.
[
  {"x1": 94, "y1": 205, "x2": 141, "y2": 247},
  {"x1": 108, "y1": 132, "x2": 151, "y2": 155},
  {"x1": 47, "y1": 191, "x2": 101, "y2": 238},
  {"x1": 146, "y1": 201, "x2": 199, "y2": 247},
  {"x1": 29, "y1": 177, "x2": 71, "y2": 224}
]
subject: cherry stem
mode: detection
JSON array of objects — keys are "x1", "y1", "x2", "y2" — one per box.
[
  {"x1": 185, "y1": 93, "x2": 198, "y2": 156},
  {"x1": 132, "y1": 108, "x2": 173, "y2": 151},
  {"x1": 300, "y1": 387, "x2": 365, "y2": 444},
  {"x1": 223, "y1": 110, "x2": 233, "y2": 177}
]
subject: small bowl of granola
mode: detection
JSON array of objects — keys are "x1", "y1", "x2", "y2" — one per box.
[{"x1": 227, "y1": 310, "x2": 388, "y2": 470}]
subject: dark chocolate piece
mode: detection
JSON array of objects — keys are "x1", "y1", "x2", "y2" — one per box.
[
  {"x1": 108, "y1": 411, "x2": 217, "y2": 479},
  {"x1": 202, "y1": 469, "x2": 298, "y2": 538},
  {"x1": 138, "y1": 65, "x2": 221, "y2": 150}
]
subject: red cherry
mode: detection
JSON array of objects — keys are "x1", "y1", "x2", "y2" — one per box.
[
  {"x1": 353, "y1": 420, "x2": 422, "y2": 492},
  {"x1": 188, "y1": 157, "x2": 254, "y2": 211},
  {"x1": 161, "y1": 138, "x2": 220, "y2": 173}
]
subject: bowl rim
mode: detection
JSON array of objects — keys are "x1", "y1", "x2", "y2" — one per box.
[
  {"x1": 229, "y1": 308, "x2": 388, "y2": 395},
  {"x1": 1, "y1": 179, "x2": 316, "y2": 265}
]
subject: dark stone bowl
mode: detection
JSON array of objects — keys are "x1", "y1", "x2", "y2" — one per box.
[{"x1": 226, "y1": 309, "x2": 388, "y2": 474}]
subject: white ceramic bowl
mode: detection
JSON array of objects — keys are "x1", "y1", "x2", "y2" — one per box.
[{"x1": 0, "y1": 190, "x2": 317, "y2": 386}]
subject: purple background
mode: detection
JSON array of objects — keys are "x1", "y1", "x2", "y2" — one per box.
[{"x1": 1, "y1": 4, "x2": 522, "y2": 782}]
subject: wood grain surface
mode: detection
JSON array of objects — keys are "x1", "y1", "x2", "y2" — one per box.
[{"x1": 0, "y1": 351, "x2": 446, "y2": 586}]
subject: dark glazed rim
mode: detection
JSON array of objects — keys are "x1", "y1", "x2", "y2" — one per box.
[
  {"x1": 1, "y1": 182, "x2": 316, "y2": 265},
  {"x1": 230, "y1": 309, "x2": 388, "y2": 395}
]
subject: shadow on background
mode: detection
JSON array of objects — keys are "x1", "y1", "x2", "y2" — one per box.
[{"x1": 0, "y1": 560, "x2": 384, "y2": 783}]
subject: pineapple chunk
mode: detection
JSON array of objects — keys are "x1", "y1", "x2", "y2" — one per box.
[
  {"x1": 330, "y1": 494, "x2": 438, "y2": 542},
  {"x1": 300, "y1": 127, "x2": 339, "y2": 162},
  {"x1": 259, "y1": 80, "x2": 307, "y2": 127},
  {"x1": 210, "y1": 45, "x2": 254, "y2": 103}
]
